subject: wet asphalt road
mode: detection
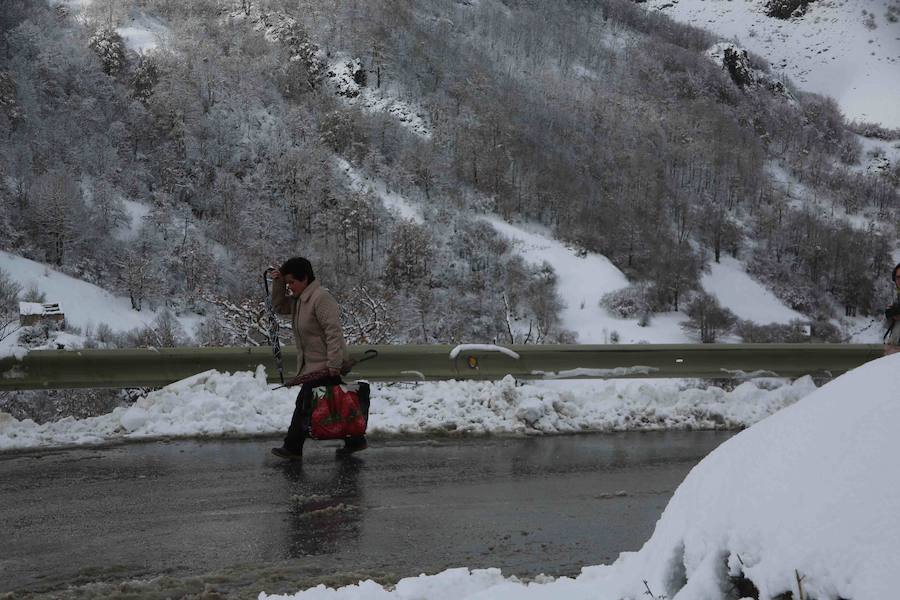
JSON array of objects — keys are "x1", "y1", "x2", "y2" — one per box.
[{"x1": 0, "y1": 431, "x2": 734, "y2": 599}]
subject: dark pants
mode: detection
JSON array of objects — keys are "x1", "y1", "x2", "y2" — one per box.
[{"x1": 284, "y1": 378, "x2": 371, "y2": 452}]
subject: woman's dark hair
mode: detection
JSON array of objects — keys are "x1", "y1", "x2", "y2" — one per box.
[
  {"x1": 280, "y1": 257, "x2": 316, "y2": 283},
  {"x1": 893, "y1": 263, "x2": 900, "y2": 282}
]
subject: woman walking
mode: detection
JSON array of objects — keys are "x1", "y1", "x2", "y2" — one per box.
[{"x1": 268, "y1": 257, "x2": 368, "y2": 459}]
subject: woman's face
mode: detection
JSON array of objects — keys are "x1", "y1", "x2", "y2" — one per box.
[{"x1": 283, "y1": 274, "x2": 308, "y2": 297}]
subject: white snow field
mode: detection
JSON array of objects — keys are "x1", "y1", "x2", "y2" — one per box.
[
  {"x1": 0, "y1": 250, "x2": 201, "y2": 349},
  {"x1": 644, "y1": 0, "x2": 900, "y2": 128},
  {"x1": 0, "y1": 250, "x2": 158, "y2": 333},
  {"x1": 482, "y1": 216, "x2": 694, "y2": 343},
  {"x1": 49, "y1": 0, "x2": 171, "y2": 53},
  {"x1": 117, "y1": 13, "x2": 170, "y2": 53},
  {"x1": 255, "y1": 353, "x2": 900, "y2": 600},
  {"x1": 700, "y1": 254, "x2": 804, "y2": 324}
]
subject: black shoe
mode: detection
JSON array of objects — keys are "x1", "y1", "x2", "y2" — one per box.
[
  {"x1": 335, "y1": 438, "x2": 367, "y2": 457},
  {"x1": 272, "y1": 446, "x2": 303, "y2": 461}
]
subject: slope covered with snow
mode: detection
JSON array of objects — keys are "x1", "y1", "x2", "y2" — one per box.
[
  {"x1": 482, "y1": 217, "x2": 692, "y2": 343},
  {"x1": 50, "y1": 0, "x2": 171, "y2": 53},
  {"x1": 340, "y1": 161, "x2": 693, "y2": 344},
  {"x1": 117, "y1": 13, "x2": 170, "y2": 52},
  {"x1": 644, "y1": 0, "x2": 900, "y2": 128},
  {"x1": 701, "y1": 254, "x2": 804, "y2": 323},
  {"x1": 254, "y1": 353, "x2": 900, "y2": 600},
  {"x1": 0, "y1": 250, "x2": 200, "y2": 339},
  {"x1": 1, "y1": 250, "x2": 158, "y2": 333},
  {"x1": 345, "y1": 158, "x2": 825, "y2": 343}
]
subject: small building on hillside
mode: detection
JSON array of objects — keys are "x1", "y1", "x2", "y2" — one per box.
[{"x1": 19, "y1": 302, "x2": 65, "y2": 328}]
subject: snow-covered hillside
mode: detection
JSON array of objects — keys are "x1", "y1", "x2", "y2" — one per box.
[
  {"x1": 481, "y1": 217, "x2": 692, "y2": 343},
  {"x1": 327, "y1": 57, "x2": 432, "y2": 138},
  {"x1": 644, "y1": 0, "x2": 900, "y2": 128},
  {"x1": 117, "y1": 13, "x2": 170, "y2": 53},
  {"x1": 765, "y1": 161, "x2": 879, "y2": 230},
  {"x1": 51, "y1": 0, "x2": 171, "y2": 52},
  {"x1": 0, "y1": 250, "x2": 200, "y2": 350},
  {"x1": 700, "y1": 254, "x2": 804, "y2": 323},
  {"x1": 340, "y1": 161, "x2": 809, "y2": 343}
]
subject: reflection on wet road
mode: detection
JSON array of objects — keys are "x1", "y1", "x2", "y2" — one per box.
[{"x1": 0, "y1": 431, "x2": 734, "y2": 598}]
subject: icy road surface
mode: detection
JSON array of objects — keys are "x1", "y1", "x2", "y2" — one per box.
[{"x1": 0, "y1": 431, "x2": 732, "y2": 598}]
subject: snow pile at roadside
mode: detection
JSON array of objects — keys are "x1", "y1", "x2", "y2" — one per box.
[
  {"x1": 0, "y1": 367, "x2": 815, "y2": 451},
  {"x1": 372, "y1": 375, "x2": 813, "y2": 435},
  {"x1": 259, "y1": 353, "x2": 900, "y2": 600}
]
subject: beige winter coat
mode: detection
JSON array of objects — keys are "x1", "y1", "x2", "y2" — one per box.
[{"x1": 271, "y1": 278, "x2": 348, "y2": 376}]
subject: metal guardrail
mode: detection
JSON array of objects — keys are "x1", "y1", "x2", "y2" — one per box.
[{"x1": 0, "y1": 344, "x2": 885, "y2": 390}]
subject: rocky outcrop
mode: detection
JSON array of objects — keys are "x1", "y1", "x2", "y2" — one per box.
[
  {"x1": 707, "y1": 43, "x2": 795, "y2": 102},
  {"x1": 329, "y1": 59, "x2": 366, "y2": 98},
  {"x1": 722, "y1": 46, "x2": 756, "y2": 88},
  {"x1": 765, "y1": 0, "x2": 814, "y2": 19}
]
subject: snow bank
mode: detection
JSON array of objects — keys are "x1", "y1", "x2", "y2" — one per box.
[
  {"x1": 608, "y1": 352, "x2": 900, "y2": 600},
  {"x1": 258, "y1": 354, "x2": 900, "y2": 600},
  {"x1": 0, "y1": 368, "x2": 815, "y2": 451}
]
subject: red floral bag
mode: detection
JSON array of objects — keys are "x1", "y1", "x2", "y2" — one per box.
[{"x1": 308, "y1": 383, "x2": 368, "y2": 440}]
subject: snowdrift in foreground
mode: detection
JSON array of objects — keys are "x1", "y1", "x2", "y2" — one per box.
[
  {"x1": 0, "y1": 367, "x2": 816, "y2": 451},
  {"x1": 259, "y1": 354, "x2": 900, "y2": 600}
]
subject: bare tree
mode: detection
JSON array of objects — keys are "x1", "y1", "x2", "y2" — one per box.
[{"x1": 0, "y1": 267, "x2": 21, "y2": 343}]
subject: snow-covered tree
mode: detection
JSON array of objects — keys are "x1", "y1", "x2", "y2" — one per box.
[
  {"x1": 26, "y1": 170, "x2": 86, "y2": 266},
  {"x1": 88, "y1": 27, "x2": 127, "y2": 76},
  {"x1": 681, "y1": 292, "x2": 737, "y2": 343},
  {"x1": 0, "y1": 71, "x2": 23, "y2": 124},
  {"x1": 89, "y1": 178, "x2": 127, "y2": 236},
  {"x1": 129, "y1": 55, "x2": 159, "y2": 104},
  {"x1": 127, "y1": 309, "x2": 188, "y2": 347},
  {"x1": 0, "y1": 267, "x2": 21, "y2": 343},
  {"x1": 116, "y1": 239, "x2": 164, "y2": 311},
  {"x1": 384, "y1": 220, "x2": 432, "y2": 291},
  {"x1": 339, "y1": 285, "x2": 396, "y2": 344}
]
